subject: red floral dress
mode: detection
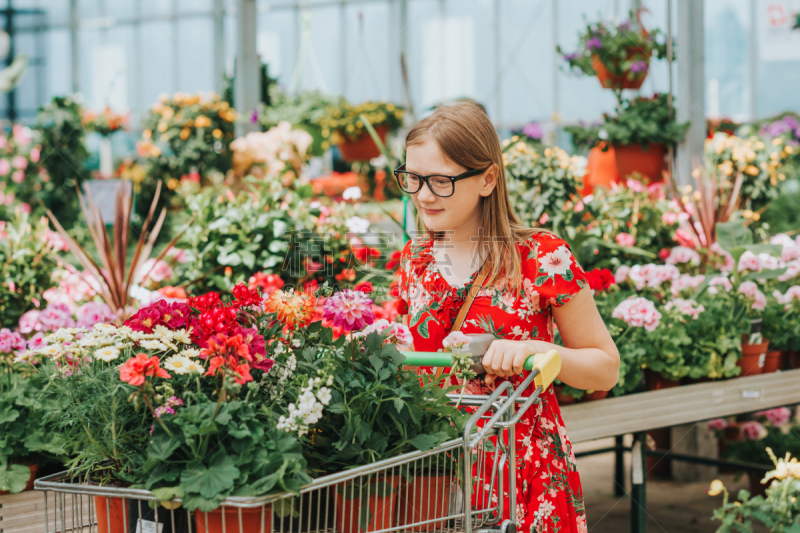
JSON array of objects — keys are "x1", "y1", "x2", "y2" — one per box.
[{"x1": 394, "y1": 232, "x2": 588, "y2": 533}]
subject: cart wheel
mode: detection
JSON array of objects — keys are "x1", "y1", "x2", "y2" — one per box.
[{"x1": 500, "y1": 519, "x2": 516, "y2": 533}]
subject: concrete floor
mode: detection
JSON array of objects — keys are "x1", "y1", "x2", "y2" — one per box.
[{"x1": 574, "y1": 438, "x2": 752, "y2": 533}]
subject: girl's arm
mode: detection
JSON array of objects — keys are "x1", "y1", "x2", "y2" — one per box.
[{"x1": 481, "y1": 287, "x2": 620, "y2": 390}]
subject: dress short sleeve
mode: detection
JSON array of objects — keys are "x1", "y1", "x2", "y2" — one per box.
[
  {"x1": 524, "y1": 232, "x2": 587, "y2": 308},
  {"x1": 392, "y1": 239, "x2": 414, "y2": 315}
]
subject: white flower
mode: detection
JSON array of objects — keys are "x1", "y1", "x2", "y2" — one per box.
[
  {"x1": 342, "y1": 186, "x2": 362, "y2": 200},
  {"x1": 164, "y1": 355, "x2": 201, "y2": 375},
  {"x1": 274, "y1": 342, "x2": 285, "y2": 355},
  {"x1": 37, "y1": 344, "x2": 62, "y2": 357},
  {"x1": 153, "y1": 325, "x2": 174, "y2": 339},
  {"x1": 539, "y1": 245, "x2": 573, "y2": 276},
  {"x1": 95, "y1": 346, "x2": 120, "y2": 362},
  {"x1": 93, "y1": 323, "x2": 117, "y2": 332},
  {"x1": 180, "y1": 348, "x2": 200, "y2": 358},
  {"x1": 345, "y1": 216, "x2": 370, "y2": 234},
  {"x1": 291, "y1": 337, "x2": 302, "y2": 348},
  {"x1": 172, "y1": 329, "x2": 192, "y2": 344},
  {"x1": 317, "y1": 387, "x2": 332, "y2": 405},
  {"x1": 139, "y1": 339, "x2": 167, "y2": 351},
  {"x1": 443, "y1": 331, "x2": 472, "y2": 351}
]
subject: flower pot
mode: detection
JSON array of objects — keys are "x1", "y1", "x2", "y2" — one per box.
[
  {"x1": 337, "y1": 125, "x2": 389, "y2": 162},
  {"x1": 718, "y1": 421, "x2": 744, "y2": 474},
  {"x1": 94, "y1": 496, "x2": 127, "y2": 533},
  {"x1": 581, "y1": 390, "x2": 608, "y2": 402},
  {"x1": 0, "y1": 462, "x2": 37, "y2": 495},
  {"x1": 580, "y1": 144, "x2": 620, "y2": 195},
  {"x1": 591, "y1": 47, "x2": 649, "y2": 89},
  {"x1": 395, "y1": 474, "x2": 451, "y2": 531},
  {"x1": 335, "y1": 476, "x2": 400, "y2": 533},
  {"x1": 613, "y1": 143, "x2": 666, "y2": 183},
  {"x1": 738, "y1": 337, "x2": 769, "y2": 376},
  {"x1": 644, "y1": 369, "x2": 681, "y2": 391},
  {"x1": 748, "y1": 471, "x2": 768, "y2": 498},
  {"x1": 646, "y1": 428, "x2": 671, "y2": 478},
  {"x1": 95, "y1": 495, "x2": 191, "y2": 533},
  {"x1": 553, "y1": 385, "x2": 576, "y2": 405},
  {"x1": 762, "y1": 351, "x2": 782, "y2": 374},
  {"x1": 195, "y1": 505, "x2": 271, "y2": 533},
  {"x1": 791, "y1": 349, "x2": 800, "y2": 370}
]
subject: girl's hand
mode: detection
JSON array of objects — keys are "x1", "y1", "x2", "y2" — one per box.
[{"x1": 481, "y1": 339, "x2": 548, "y2": 386}]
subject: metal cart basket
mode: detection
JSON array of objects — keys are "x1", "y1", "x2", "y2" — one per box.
[{"x1": 34, "y1": 350, "x2": 560, "y2": 533}]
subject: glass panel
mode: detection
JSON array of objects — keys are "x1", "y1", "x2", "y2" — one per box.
[
  {"x1": 46, "y1": 28, "x2": 72, "y2": 99},
  {"x1": 705, "y1": 0, "x2": 749, "y2": 121},
  {"x1": 343, "y1": 2, "x2": 390, "y2": 102},
  {"x1": 257, "y1": 7, "x2": 296, "y2": 90},
  {"x1": 139, "y1": 22, "x2": 176, "y2": 110},
  {"x1": 176, "y1": 16, "x2": 217, "y2": 94}
]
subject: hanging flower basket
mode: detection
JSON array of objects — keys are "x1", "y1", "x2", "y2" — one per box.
[
  {"x1": 591, "y1": 46, "x2": 650, "y2": 90},
  {"x1": 336, "y1": 124, "x2": 389, "y2": 162},
  {"x1": 614, "y1": 143, "x2": 666, "y2": 183}
]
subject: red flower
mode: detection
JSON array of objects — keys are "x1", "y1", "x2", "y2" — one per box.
[
  {"x1": 125, "y1": 307, "x2": 162, "y2": 333},
  {"x1": 202, "y1": 333, "x2": 256, "y2": 385},
  {"x1": 120, "y1": 353, "x2": 171, "y2": 386},
  {"x1": 354, "y1": 281, "x2": 373, "y2": 293},
  {"x1": 585, "y1": 268, "x2": 615, "y2": 291},
  {"x1": 658, "y1": 247, "x2": 671, "y2": 261},
  {"x1": 232, "y1": 283, "x2": 263, "y2": 307},
  {"x1": 386, "y1": 250, "x2": 402, "y2": 270},
  {"x1": 353, "y1": 246, "x2": 381, "y2": 264},
  {"x1": 248, "y1": 272, "x2": 284, "y2": 294},
  {"x1": 188, "y1": 292, "x2": 222, "y2": 312}
]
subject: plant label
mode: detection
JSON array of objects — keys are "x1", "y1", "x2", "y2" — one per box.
[
  {"x1": 135, "y1": 520, "x2": 164, "y2": 533},
  {"x1": 741, "y1": 390, "x2": 760, "y2": 399}
]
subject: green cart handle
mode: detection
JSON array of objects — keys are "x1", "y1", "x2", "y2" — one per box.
[{"x1": 402, "y1": 349, "x2": 562, "y2": 391}]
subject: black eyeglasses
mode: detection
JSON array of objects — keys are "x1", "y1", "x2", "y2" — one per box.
[{"x1": 393, "y1": 164, "x2": 488, "y2": 198}]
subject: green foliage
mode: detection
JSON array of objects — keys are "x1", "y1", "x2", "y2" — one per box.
[
  {"x1": 0, "y1": 213, "x2": 61, "y2": 328},
  {"x1": 33, "y1": 95, "x2": 90, "y2": 226},
  {"x1": 321, "y1": 101, "x2": 405, "y2": 143},
  {"x1": 145, "y1": 397, "x2": 311, "y2": 512},
  {"x1": 304, "y1": 331, "x2": 467, "y2": 475},
  {"x1": 683, "y1": 291, "x2": 743, "y2": 380}
]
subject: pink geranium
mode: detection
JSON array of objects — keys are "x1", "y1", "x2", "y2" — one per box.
[
  {"x1": 75, "y1": 301, "x2": 115, "y2": 328},
  {"x1": 739, "y1": 421, "x2": 767, "y2": 441},
  {"x1": 0, "y1": 328, "x2": 27, "y2": 353},
  {"x1": 754, "y1": 407, "x2": 792, "y2": 427},
  {"x1": 737, "y1": 251, "x2": 762, "y2": 272},
  {"x1": 322, "y1": 289, "x2": 375, "y2": 332},
  {"x1": 738, "y1": 281, "x2": 766, "y2": 310},
  {"x1": 615, "y1": 232, "x2": 635, "y2": 247},
  {"x1": 666, "y1": 298, "x2": 704, "y2": 320},
  {"x1": 707, "y1": 418, "x2": 728, "y2": 432},
  {"x1": 671, "y1": 274, "x2": 705, "y2": 296},
  {"x1": 612, "y1": 297, "x2": 662, "y2": 331},
  {"x1": 38, "y1": 303, "x2": 76, "y2": 331},
  {"x1": 707, "y1": 276, "x2": 733, "y2": 294},
  {"x1": 135, "y1": 259, "x2": 174, "y2": 284},
  {"x1": 18, "y1": 310, "x2": 42, "y2": 334},
  {"x1": 665, "y1": 246, "x2": 701, "y2": 265}
]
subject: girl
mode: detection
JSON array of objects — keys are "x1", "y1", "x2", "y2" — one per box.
[{"x1": 393, "y1": 100, "x2": 619, "y2": 533}]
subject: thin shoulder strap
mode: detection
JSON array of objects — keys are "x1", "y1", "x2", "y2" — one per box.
[{"x1": 450, "y1": 262, "x2": 490, "y2": 333}]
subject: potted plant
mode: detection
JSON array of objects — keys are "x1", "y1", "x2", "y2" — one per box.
[
  {"x1": 321, "y1": 101, "x2": 405, "y2": 162},
  {"x1": 710, "y1": 446, "x2": 800, "y2": 530},
  {"x1": 558, "y1": 10, "x2": 669, "y2": 92},
  {"x1": 81, "y1": 106, "x2": 129, "y2": 178}
]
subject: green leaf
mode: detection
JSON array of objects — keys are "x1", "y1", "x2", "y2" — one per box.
[
  {"x1": 148, "y1": 433, "x2": 181, "y2": 461},
  {"x1": 407, "y1": 433, "x2": 440, "y2": 451},
  {"x1": 742, "y1": 267, "x2": 788, "y2": 282},
  {"x1": 417, "y1": 316, "x2": 434, "y2": 339},
  {"x1": 716, "y1": 220, "x2": 752, "y2": 252},
  {"x1": 181, "y1": 452, "x2": 240, "y2": 500},
  {"x1": 151, "y1": 486, "x2": 185, "y2": 502},
  {"x1": 0, "y1": 408, "x2": 20, "y2": 424},
  {"x1": 0, "y1": 464, "x2": 31, "y2": 494}
]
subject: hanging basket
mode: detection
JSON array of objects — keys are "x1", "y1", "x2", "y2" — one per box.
[
  {"x1": 591, "y1": 44, "x2": 650, "y2": 90},
  {"x1": 614, "y1": 143, "x2": 666, "y2": 184},
  {"x1": 337, "y1": 125, "x2": 390, "y2": 162}
]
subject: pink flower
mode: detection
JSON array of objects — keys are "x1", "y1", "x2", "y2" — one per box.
[
  {"x1": 707, "y1": 418, "x2": 728, "y2": 432},
  {"x1": 443, "y1": 331, "x2": 472, "y2": 351},
  {"x1": 754, "y1": 407, "x2": 791, "y2": 427},
  {"x1": 43, "y1": 229, "x2": 69, "y2": 252},
  {"x1": 612, "y1": 297, "x2": 662, "y2": 331},
  {"x1": 739, "y1": 421, "x2": 767, "y2": 441},
  {"x1": 666, "y1": 298, "x2": 704, "y2": 319},
  {"x1": 779, "y1": 261, "x2": 800, "y2": 282},
  {"x1": 322, "y1": 289, "x2": 375, "y2": 332},
  {"x1": 614, "y1": 265, "x2": 630, "y2": 284},
  {"x1": 0, "y1": 159, "x2": 10, "y2": 176},
  {"x1": 671, "y1": 274, "x2": 705, "y2": 296},
  {"x1": 738, "y1": 281, "x2": 766, "y2": 310},
  {"x1": 615, "y1": 232, "x2": 635, "y2": 247},
  {"x1": 0, "y1": 328, "x2": 27, "y2": 353},
  {"x1": 707, "y1": 276, "x2": 732, "y2": 294},
  {"x1": 538, "y1": 213, "x2": 550, "y2": 225},
  {"x1": 665, "y1": 246, "x2": 701, "y2": 265},
  {"x1": 626, "y1": 264, "x2": 680, "y2": 290},
  {"x1": 166, "y1": 247, "x2": 189, "y2": 263},
  {"x1": 12, "y1": 124, "x2": 32, "y2": 145},
  {"x1": 38, "y1": 303, "x2": 76, "y2": 331},
  {"x1": 12, "y1": 155, "x2": 27, "y2": 170},
  {"x1": 18, "y1": 310, "x2": 42, "y2": 334},
  {"x1": 661, "y1": 211, "x2": 679, "y2": 225},
  {"x1": 674, "y1": 228, "x2": 697, "y2": 248},
  {"x1": 26, "y1": 332, "x2": 46, "y2": 352},
  {"x1": 658, "y1": 248, "x2": 671, "y2": 261},
  {"x1": 574, "y1": 201, "x2": 584, "y2": 213},
  {"x1": 11, "y1": 170, "x2": 24, "y2": 183},
  {"x1": 29, "y1": 147, "x2": 40, "y2": 163},
  {"x1": 387, "y1": 323, "x2": 413, "y2": 348},
  {"x1": 737, "y1": 251, "x2": 762, "y2": 272},
  {"x1": 626, "y1": 179, "x2": 646, "y2": 193},
  {"x1": 75, "y1": 301, "x2": 115, "y2": 328},
  {"x1": 17, "y1": 203, "x2": 30, "y2": 215},
  {"x1": 135, "y1": 259, "x2": 174, "y2": 284}
]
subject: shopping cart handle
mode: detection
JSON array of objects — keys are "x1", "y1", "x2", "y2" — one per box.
[{"x1": 402, "y1": 349, "x2": 561, "y2": 391}]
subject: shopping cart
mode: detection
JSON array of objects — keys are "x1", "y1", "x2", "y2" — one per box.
[{"x1": 34, "y1": 349, "x2": 560, "y2": 533}]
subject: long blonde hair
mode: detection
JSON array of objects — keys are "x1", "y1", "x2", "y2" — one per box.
[{"x1": 404, "y1": 99, "x2": 544, "y2": 291}]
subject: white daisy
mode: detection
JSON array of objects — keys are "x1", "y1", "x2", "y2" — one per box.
[
  {"x1": 185, "y1": 361, "x2": 204, "y2": 373},
  {"x1": 539, "y1": 245, "x2": 572, "y2": 276},
  {"x1": 153, "y1": 325, "x2": 174, "y2": 339},
  {"x1": 93, "y1": 323, "x2": 117, "y2": 332},
  {"x1": 172, "y1": 328, "x2": 192, "y2": 344},
  {"x1": 95, "y1": 346, "x2": 120, "y2": 362},
  {"x1": 37, "y1": 345, "x2": 62, "y2": 357},
  {"x1": 139, "y1": 339, "x2": 167, "y2": 351},
  {"x1": 163, "y1": 355, "x2": 199, "y2": 375},
  {"x1": 180, "y1": 348, "x2": 200, "y2": 358}
]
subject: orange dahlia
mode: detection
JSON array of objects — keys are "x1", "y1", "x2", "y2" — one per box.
[{"x1": 263, "y1": 289, "x2": 317, "y2": 330}]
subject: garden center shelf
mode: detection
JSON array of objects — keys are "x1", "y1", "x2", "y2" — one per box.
[{"x1": 560, "y1": 368, "x2": 800, "y2": 533}]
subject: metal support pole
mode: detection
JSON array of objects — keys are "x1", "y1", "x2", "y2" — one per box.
[
  {"x1": 631, "y1": 432, "x2": 647, "y2": 533},
  {"x1": 493, "y1": 0, "x2": 500, "y2": 126},
  {"x1": 213, "y1": 0, "x2": 225, "y2": 88},
  {"x1": 614, "y1": 435, "x2": 625, "y2": 497},
  {"x1": 340, "y1": 1, "x2": 346, "y2": 95},
  {"x1": 676, "y1": 0, "x2": 705, "y2": 185},
  {"x1": 235, "y1": 0, "x2": 259, "y2": 135},
  {"x1": 748, "y1": 0, "x2": 758, "y2": 120},
  {"x1": 70, "y1": 0, "x2": 78, "y2": 94},
  {"x1": 551, "y1": 0, "x2": 559, "y2": 125},
  {"x1": 6, "y1": 1, "x2": 14, "y2": 122}
]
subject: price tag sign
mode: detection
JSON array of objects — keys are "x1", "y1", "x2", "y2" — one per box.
[
  {"x1": 135, "y1": 520, "x2": 164, "y2": 533},
  {"x1": 741, "y1": 390, "x2": 761, "y2": 399}
]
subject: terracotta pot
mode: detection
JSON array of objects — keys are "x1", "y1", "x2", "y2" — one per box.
[
  {"x1": 762, "y1": 351, "x2": 782, "y2": 373},
  {"x1": 748, "y1": 471, "x2": 768, "y2": 498},
  {"x1": 94, "y1": 496, "x2": 127, "y2": 533},
  {"x1": 791, "y1": 349, "x2": 800, "y2": 370},
  {"x1": 581, "y1": 390, "x2": 609, "y2": 402},
  {"x1": 614, "y1": 143, "x2": 666, "y2": 183},
  {"x1": 195, "y1": 505, "x2": 271, "y2": 533},
  {"x1": 335, "y1": 476, "x2": 400, "y2": 533},
  {"x1": 781, "y1": 350, "x2": 792, "y2": 371},
  {"x1": 0, "y1": 462, "x2": 37, "y2": 495},
  {"x1": 553, "y1": 385, "x2": 576, "y2": 405},
  {"x1": 337, "y1": 125, "x2": 389, "y2": 162},
  {"x1": 591, "y1": 47, "x2": 650, "y2": 89},
  {"x1": 580, "y1": 144, "x2": 620, "y2": 195},
  {"x1": 646, "y1": 428, "x2": 671, "y2": 478},
  {"x1": 644, "y1": 369, "x2": 681, "y2": 391},
  {"x1": 395, "y1": 475, "x2": 451, "y2": 531},
  {"x1": 738, "y1": 337, "x2": 769, "y2": 376}
]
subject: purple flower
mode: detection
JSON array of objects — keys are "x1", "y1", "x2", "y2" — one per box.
[
  {"x1": 619, "y1": 20, "x2": 633, "y2": 31},
  {"x1": 763, "y1": 121, "x2": 792, "y2": 137},
  {"x1": 630, "y1": 60, "x2": 648, "y2": 73},
  {"x1": 522, "y1": 122, "x2": 543, "y2": 140},
  {"x1": 586, "y1": 36, "x2": 603, "y2": 51},
  {"x1": 154, "y1": 396, "x2": 184, "y2": 418},
  {"x1": 250, "y1": 109, "x2": 259, "y2": 124},
  {"x1": 563, "y1": 51, "x2": 581, "y2": 61},
  {"x1": 783, "y1": 115, "x2": 799, "y2": 130},
  {"x1": 322, "y1": 289, "x2": 375, "y2": 332}
]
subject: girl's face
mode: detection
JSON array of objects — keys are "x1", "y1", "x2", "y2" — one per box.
[{"x1": 404, "y1": 140, "x2": 496, "y2": 236}]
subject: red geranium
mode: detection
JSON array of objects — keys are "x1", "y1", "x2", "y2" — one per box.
[
  {"x1": 353, "y1": 246, "x2": 381, "y2": 264},
  {"x1": 585, "y1": 268, "x2": 615, "y2": 291},
  {"x1": 202, "y1": 333, "x2": 256, "y2": 385},
  {"x1": 354, "y1": 281, "x2": 373, "y2": 293},
  {"x1": 188, "y1": 292, "x2": 222, "y2": 312},
  {"x1": 386, "y1": 250, "x2": 402, "y2": 271},
  {"x1": 248, "y1": 272, "x2": 284, "y2": 294},
  {"x1": 232, "y1": 283, "x2": 263, "y2": 307},
  {"x1": 120, "y1": 353, "x2": 171, "y2": 386}
]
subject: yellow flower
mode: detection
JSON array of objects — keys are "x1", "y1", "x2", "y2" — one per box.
[
  {"x1": 162, "y1": 107, "x2": 174, "y2": 120},
  {"x1": 772, "y1": 137, "x2": 783, "y2": 145},
  {"x1": 707, "y1": 479, "x2": 725, "y2": 496},
  {"x1": 745, "y1": 164, "x2": 759, "y2": 175},
  {"x1": 321, "y1": 141, "x2": 330, "y2": 150},
  {"x1": 167, "y1": 178, "x2": 179, "y2": 190},
  {"x1": 212, "y1": 128, "x2": 222, "y2": 138},
  {"x1": 180, "y1": 128, "x2": 191, "y2": 140},
  {"x1": 142, "y1": 129, "x2": 152, "y2": 140},
  {"x1": 785, "y1": 145, "x2": 795, "y2": 154},
  {"x1": 743, "y1": 209, "x2": 753, "y2": 219},
  {"x1": 195, "y1": 115, "x2": 212, "y2": 128},
  {"x1": 157, "y1": 121, "x2": 168, "y2": 133}
]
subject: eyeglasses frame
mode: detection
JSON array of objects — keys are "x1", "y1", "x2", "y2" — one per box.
[{"x1": 392, "y1": 163, "x2": 490, "y2": 198}]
